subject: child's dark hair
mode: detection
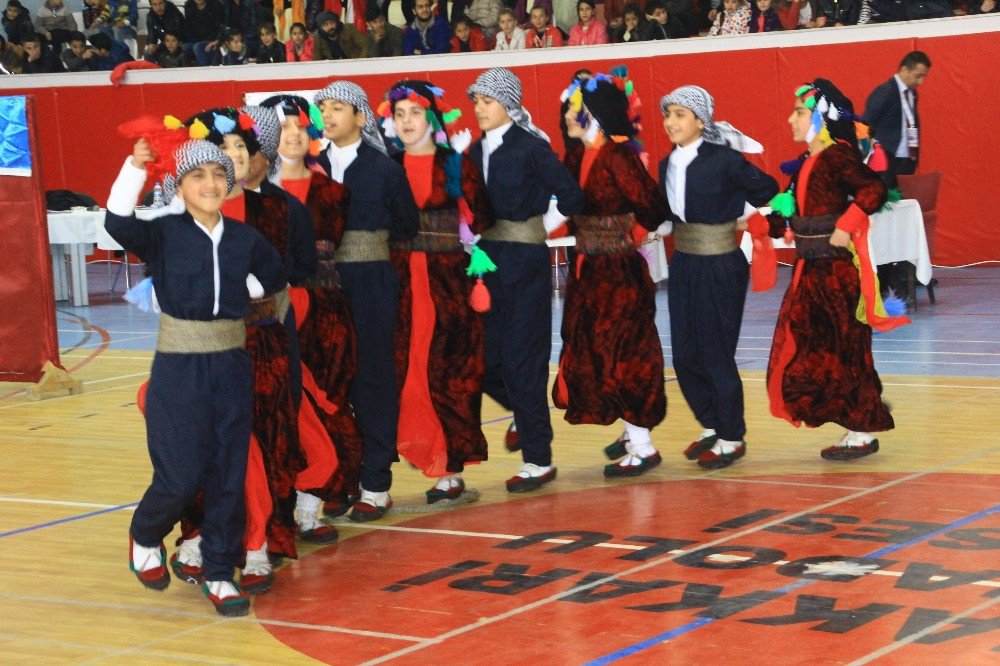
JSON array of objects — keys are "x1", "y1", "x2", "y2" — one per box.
[
  {"x1": 530, "y1": 4, "x2": 550, "y2": 15},
  {"x1": 162, "y1": 29, "x2": 182, "y2": 42},
  {"x1": 221, "y1": 27, "x2": 243, "y2": 44},
  {"x1": 290, "y1": 21, "x2": 308, "y2": 34},
  {"x1": 646, "y1": 0, "x2": 667, "y2": 12},
  {"x1": 452, "y1": 15, "x2": 474, "y2": 29},
  {"x1": 259, "y1": 22, "x2": 276, "y2": 34},
  {"x1": 88, "y1": 31, "x2": 111, "y2": 50},
  {"x1": 66, "y1": 30, "x2": 87, "y2": 44},
  {"x1": 621, "y1": 3, "x2": 642, "y2": 19}
]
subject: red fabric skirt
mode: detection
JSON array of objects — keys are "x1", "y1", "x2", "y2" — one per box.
[
  {"x1": 553, "y1": 251, "x2": 666, "y2": 429},
  {"x1": 392, "y1": 250, "x2": 487, "y2": 476},
  {"x1": 767, "y1": 257, "x2": 894, "y2": 432}
]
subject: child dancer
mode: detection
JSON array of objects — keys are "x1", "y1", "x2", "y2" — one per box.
[
  {"x1": 659, "y1": 85, "x2": 777, "y2": 469},
  {"x1": 378, "y1": 80, "x2": 493, "y2": 502},
  {"x1": 109, "y1": 135, "x2": 286, "y2": 616},
  {"x1": 466, "y1": 67, "x2": 585, "y2": 491},
  {"x1": 755, "y1": 79, "x2": 907, "y2": 459},
  {"x1": 553, "y1": 69, "x2": 671, "y2": 477}
]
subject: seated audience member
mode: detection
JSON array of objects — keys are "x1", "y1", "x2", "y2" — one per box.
[
  {"x1": 285, "y1": 21, "x2": 313, "y2": 61},
  {"x1": 21, "y1": 32, "x2": 62, "y2": 72},
  {"x1": 86, "y1": 30, "x2": 134, "y2": 69},
  {"x1": 184, "y1": 0, "x2": 226, "y2": 65},
  {"x1": 35, "y1": 0, "x2": 79, "y2": 50},
  {"x1": 466, "y1": 0, "x2": 503, "y2": 40},
  {"x1": 0, "y1": 33, "x2": 25, "y2": 73},
  {"x1": 642, "y1": 0, "x2": 686, "y2": 38},
  {"x1": 366, "y1": 6, "x2": 404, "y2": 57},
  {"x1": 816, "y1": 0, "x2": 859, "y2": 24},
  {"x1": 526, "y1": 5, "x2": 565, "y2": 47},
  {"x1": 709, "y1": 0, "x2": 751, "y2": 33},
  {"x1": 210, "y1": 27, "x2": 248, "y2": 64},
  {"x1": 494, "y1": 8, "x2": 525, "y2": 50},
  {"x1": 450, "y1": 15, "x2": 489, "y2": 51},
  {"x1": 97, "y1": 0, "x2": 139, "y2": 41},
  {"x1": 750, "y1": 0, "x2": 784, "y2": 29},
  {"x1": 774, "y1": 0, "x2": 809, "y2": 28},
  {"x1": 145, "y1": 29, "x2": 193, "y2": 66},
  {"x1": 403, "y1": 0, "x2": 451, "y2": 55},
  {"x1": 3, "y1": 0, "x2": 34, "y2": 46},
  {"x1": 568, "y1": 0, "x2": 609, "y2": 45},
  {"x1": 610, "y1": 3, "x2": 644, "y2": 41},
  {"x1": 312, "y1": 10, "x2": 368, "y2": 59},
  {"x1": 62, "y1": 31, "x2": 97, "y2": 71},
  {"x1": 255, "y1": 22, "x2": 286, "y2": 62},
  {"x1": 144, "y1": 0, "x2": 185, "y2": 58}
]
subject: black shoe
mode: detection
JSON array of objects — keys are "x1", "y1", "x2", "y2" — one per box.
[
  {"x1": 604, "y1": 434, "x2": 629, "y2": 460},
  {"x1": 684, "y1": 434, "x2": 718, "y2": 460},
  {"x1": 821, "y1": 439, "x2": 880, "y2": 461},
  {"x1": 426, "y1": 479, "x2": 465, "y2": 504},
  {"x1": 696, "y1": 442, "x2": 747, "y2": 470},
  {"x1": 506, "y1": 467, "x2": 557, "y2": 493},
  {"x1": 604, "y1": 452, "x2": 662, "y2": 478}
]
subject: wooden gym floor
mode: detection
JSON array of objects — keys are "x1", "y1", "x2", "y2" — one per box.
[{"x1": 1, "y1": 266, "x2": 998, "y2": 665}]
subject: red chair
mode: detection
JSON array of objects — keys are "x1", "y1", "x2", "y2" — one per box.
[{"x1": 897, "y1": 172, "x2": 941, "y2": 304}]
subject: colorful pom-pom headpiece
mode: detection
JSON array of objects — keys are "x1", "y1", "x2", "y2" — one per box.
[
  {"x1": 794, "y1": 79, "x2": 865, "y2": 155},
  {"x1": 378, "y1": 80, "x2": 462, "y2": 149},
  {"x1": 559, "y1": 66, "x2": 643, "y2": 146},
  {"x1": 258, "y1": 94, "x2": 326, "y2": 158},
  {"x1": 182, "y1": 107, "x2": 261, "y2": 156}
]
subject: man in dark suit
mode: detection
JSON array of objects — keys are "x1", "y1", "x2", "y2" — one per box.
[{"x1": 863, "y1": 51, "x2": 931, "y2": 188}]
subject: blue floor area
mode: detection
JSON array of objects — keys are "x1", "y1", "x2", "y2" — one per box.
[{"x1": 58, "y1": 265, "x2": 1000, "y2": 378}]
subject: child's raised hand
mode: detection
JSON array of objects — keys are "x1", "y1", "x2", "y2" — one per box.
[{"x1": 131, "y1": 138, "x2": 155, "y2": 169}]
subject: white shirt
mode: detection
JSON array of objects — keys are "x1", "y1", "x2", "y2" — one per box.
[
  {"x1": 482, "y1": 121, "x2": 513, "y2": 184},
  {"x1": 326, "y1": 137, "x2": 362, "y2": 183},
  {"x1": 192, "y1": 215, "x2": 225, "y2": 316},
  {"x1": 494, "y1": 27, "x2": 526, "y2": 51},
  {"x1": 893, "y1": 74, "x2": 916, "y2": 159},
  {"x1": 666, "y1": 137, "x2": 703, "y2": 223}
]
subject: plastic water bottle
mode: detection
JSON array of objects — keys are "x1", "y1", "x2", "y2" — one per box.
[{"x1": 151, "y1": 182, "x2": 164, "y2": 208}]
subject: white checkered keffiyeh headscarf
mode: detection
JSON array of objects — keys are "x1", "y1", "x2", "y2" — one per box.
[
  {"x1": 659, "y1": 85, "x2": 763, "y2": 154},
  {"x1": 313, "y1": 81, "x2": 388, "y2": 155},
  {"x1": 467, "y1": 67, "x2": 550, "y2": 144},
  {"x1": 162, "y1": 140, "x2": 236, "y2": 204},
  {"x1": 240, "y1": 105, "x2": 281, "y2": 163}
]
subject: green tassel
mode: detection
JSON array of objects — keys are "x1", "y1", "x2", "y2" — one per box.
[
  {"x1": 625, "y1": 81, "x2": 634, "y2": 96},
  {"x1": 610, "y1": 65, "x2": 628, "y2": 78},
  {"x1": 887, "y1": 187, "x2": 902, "y2": 203},
  {"x1": 769, "y1": 191, "x2": 797, "y2": 218},
  {"x1": 309, "y1": 104, "x2": 324, "y2": 132},
  {"x1": 442, "y1": 108, "x2": 462, "y2": 124},
  {"x1": 795, "y1": 84, "x2": 812, "y2": 97},
  {"x1": 466, "y1": 245, "x2": 497, "y2": 277}
]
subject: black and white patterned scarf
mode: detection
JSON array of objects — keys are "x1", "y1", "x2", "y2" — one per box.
[
  {"x1": 162, "y1": 139, "x2": 236, "y2": 205},
  {"x1": 467, "y1": 67, "x2": 550, "y2": 143},
  {"x1": 313, "y1": 81, "x2": 388, "y2": 155},
  {"x1": 659, "y1": 85, "x2": 763, "y2": 154}
]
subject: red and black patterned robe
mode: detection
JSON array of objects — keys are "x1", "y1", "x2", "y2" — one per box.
[
  {"x1": 390, "y1": 147, "x2": 493, "y2": 476},
  {"x1": 553, "y1": 140, "x2": 670, "y2": 429},
  {"x1": 767, "y1": 142, "x2": 893, "y2": 432}
]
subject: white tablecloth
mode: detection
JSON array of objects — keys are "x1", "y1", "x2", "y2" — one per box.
[
  {"x1": 739, "y1": 199, "x2": 933, "y2": 285},
  {"x1": 47, "y1": 209, "x2": 123, "y2": 251},
  {"x1": 48, "y1": 208, "x2": 135, "y2": 307}
]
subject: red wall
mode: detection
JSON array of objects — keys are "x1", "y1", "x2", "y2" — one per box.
[{"x1": 2, "y1": 29, "x2": 998, "y2": 266}]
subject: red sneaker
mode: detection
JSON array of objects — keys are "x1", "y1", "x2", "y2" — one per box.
[
  {"x1": 201, "y1": 580, "x2": 250, "y2": 617},
  {"x1": 696, "y1": 442, "x2": 747, "y2": 470},
  {"x1": 129, "y1": 535, "x2": 170, "y2": 591},
  {"x1": 504, "y1": 422, "x2": 520, "y2": 453}
]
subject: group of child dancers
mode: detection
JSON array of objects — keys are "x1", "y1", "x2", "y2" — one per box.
[{"x1": 106, "y1": 66, "x2": 908, "y2": 616}]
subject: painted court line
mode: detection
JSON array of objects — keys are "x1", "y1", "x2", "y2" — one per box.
[
  {"x1": 0, "y1": 502, "x2": 139, "y2": 539},
  {"x1": 0, "y1": 497, "x2": 119, "y2": 509},
  {"x1": 77, "y1": 619, "x2": 229, "y2": 666},
  {"x1": 360, "y1": 447, "x2": 999, "y2": 665}
]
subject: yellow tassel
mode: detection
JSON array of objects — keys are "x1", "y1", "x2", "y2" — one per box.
[
  {"x1": 163, "y1": 115, "x2": 183, "y2": 130},
  {"x1": 189, "y1": 119, "x2": 209, "y2": 139},
  {"x1": 817, "y1": 125, "x2": 835, "y2": 148}
]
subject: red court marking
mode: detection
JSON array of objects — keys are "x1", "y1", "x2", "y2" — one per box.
[{"x1": 255, "y1": 473, "x2": 1000, "y2": 664}]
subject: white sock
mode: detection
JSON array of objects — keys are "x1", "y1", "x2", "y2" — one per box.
[
  {"x1": 433, "y1": 473, "x2": 463, "y2": 491},
  {"x1": 358, "y1": 488, "x2": 391, "y2": 508},
  {"x1": 516, "y1": 463, "x2": 552, "y2": 478},
  {"x1": 176, "y1": 535, "x2": 202, "y2": 567},
  {"x1": 243, "y1": 542, "x2": 272, "y2": 576},
  {"x1": 131, "y1": 541, "x2": 162, "y2": 573},
  {"x1": 509, "y1": 421, "x2": 517, "y2": 433},
  {"x1": 206, "y1": 580, "x2": 240, "y2": 599},
  {"x1": 295, "y1": 491, "x2": 323, "y2": 530},
  {"x1": 623, "y1": 421, "x2": 656, "y2": 457},
  {"x1": 841, "y1": 431, "x2": 874, "y2": 447},
  {"x1": 710, "y1": 438, "x2": 742, "y2": 455},
  {"x1": 700, "y1": 428, "x2": 717, "y2": 440}
]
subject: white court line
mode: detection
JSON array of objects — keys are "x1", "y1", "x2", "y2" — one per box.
[
  {"x1": 848, "y1": 595, "x2": 1000, "y2": 665},
  {"x1": 360, "y1": 445, "x2": 1000, "y2": 665},
  {"x1": 0, "y1": 497, "x2": 119, "y2": 509},
  {"x1": 77, "y1": 620, "x2": 229, "y2": 666}
]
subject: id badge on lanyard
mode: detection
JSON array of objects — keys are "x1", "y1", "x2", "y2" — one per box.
[{"x1": 903, "y1": 93, "x2": 919, "y2": 149}]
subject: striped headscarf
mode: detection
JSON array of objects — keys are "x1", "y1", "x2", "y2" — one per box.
[
  {"x1": 314, "y1": 81, "x2": 388, "y2": 154},
  {"x1": 467, "y1": 67, "x2": 550, "y2": 143},
  {"x1": 161, "y1": 139, "x2": 236, "y2": 204},
  {"x1": 659, "y1": 85, "x2": 763, "y2": 154}
]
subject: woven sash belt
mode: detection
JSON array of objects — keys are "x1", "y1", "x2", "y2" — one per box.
[
  {"x1": 792, "y1": 214, "x2": 852, "y2": 261},
  {"x1": 573, "y1": 213, "x2": 637, "y2": 255},
  {"x1": 673, "y1": 221, "x2": 738, "y2": 256},
  {"x1": 334, "y1": 229, "x2": 390, "y2": 263},
  {"x1": 479, "y1": 216, "x2": 546, "y2": 245},
  {"x1": 245, "y1": 286, "x2": 291, "y2": 326},
  {"x1": 157, "y1": 312, "x2": 246, "y2": 353},
  {"x1": 390, "y1": 208, "x2": 462, "y2": 253}
]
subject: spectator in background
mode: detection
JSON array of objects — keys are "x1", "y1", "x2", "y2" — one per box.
[
  {"x1": 144, "y1": 0, "x2": 185, "y2": 58},
  {"x1": 184, "y1": 0, "x2": 226, "y2": 65},
  {"x1": 863, "y1": 50, "x2": 930, "y2": 186},
  {"x1": 610, "y1": 3, "x2": 644, "y2": 42},
  {"x1": 312, "y1": 10, "x2": 368, "y2": 59},
  {"x1": 146, "y1": 28, "x2": 193, "y2": 66},
  {"x1": 21, "y1": 31, "x2": 62, "y2": 71},
  {"x1": 80, "y1": 0, "x2": 104, "y2": 35},
  {"x1": 526, "y1": 5, "x2": 564, "y2": 47},
  {"x1": 515, "y1": 0, "x2": 550, "y2": 24},
  {"x1": 451, "y1": 15, "x2": 488, "y2": 51},
  {"x1": 3, "y1": 0, "x2": 35, "y2": 45},
  {"x1": 255, "y1": 22, "x2": 285, "y2": 62},
  {"x1": 816, "y1": 0, "x2": 860, "y2": 24},
  {"x1": 222, "y1": 0, "x2": 259, "y2": 54},
  {"x1": 35, "y1": 0, "x2": 79, "y2": 50},
  {"x1": 774, "y1": 0, "x2": 808, "y2": 28},
  {"x1": 467, "y1": 0, "x2": 503, "y2": 40},
  {"x1": 750, "y1": 0, "x2": 784, "y2": 30},
  {"x1": 709, "y1": 0, "x2": 751, "y2": 33},
  {"x1": 87, "y1": 29, "x2": 134, "y2": 69},
  {"x1": 667, "y1": 0, "x2": 698, "y2": 35},
  {"x1": 494, "y1": 8, "x2": 525, "y2": 50},
  {"x1": 403, "y1": 0, "x2": 450, "y2": 54},
  {"x1": 285, "y1": 21, "x2": 312, "y2": 60},
  {"x1": 568, "y1": 0, "x2": 609, "y2": 45},
  {"x1": 604, "y1": 0, "x2": 627, "y2": 32},
  {"x1": 0, "y1": 33, "x2": 25, "y2": 73},
  {"x1": 61, "y1": 30, "x2": 98, "y2": 71},
  {"x1": 97, "y1": 0, "x2": 139, "y2": 41},
  {"x1": 366, "y1": 7, "x2": 404, "y2": 57},
  {"x1": 969, "y1": 0, "x2": 997, "y2": 12},
  {"x1": 642, "y1": 1, "x2": 683, "y2": 39},
  {"x1": 211, "y1": 26, "x2": 248, "y2": 64}
]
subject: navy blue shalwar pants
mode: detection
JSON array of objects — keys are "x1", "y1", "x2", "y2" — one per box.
[
  {"x1": 338, "y1": 261, "x2": 400, "y2": 493},
  {"x1": 479, "y1": 240, "x2": 554, "y2": 467},
  {"x1": 130, "y1": 349, "x2": 253, "y2": 582},
  {"x1": 667, "y1": 249, "x2": 749, "y2": 442}
]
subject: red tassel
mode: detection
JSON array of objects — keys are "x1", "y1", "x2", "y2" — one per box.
[
  {"x1": 470, "y1": 278, "x2": 491, "y2": 313},
  {"x1": 238, "y1": 112, "x2": 256, "y2": 130},
  {"x1": 868, "y1": 143, "x2": 889, "y2": 172},
  {"x1": 747, "y1": 212, "x2": 777, "y2": 292},
  {"x1": 136, "y1": 380, "x2": 149, "y2": 416},
  {"x1": 117, "y1": 115, "x2": 187, "y2": 185}
]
